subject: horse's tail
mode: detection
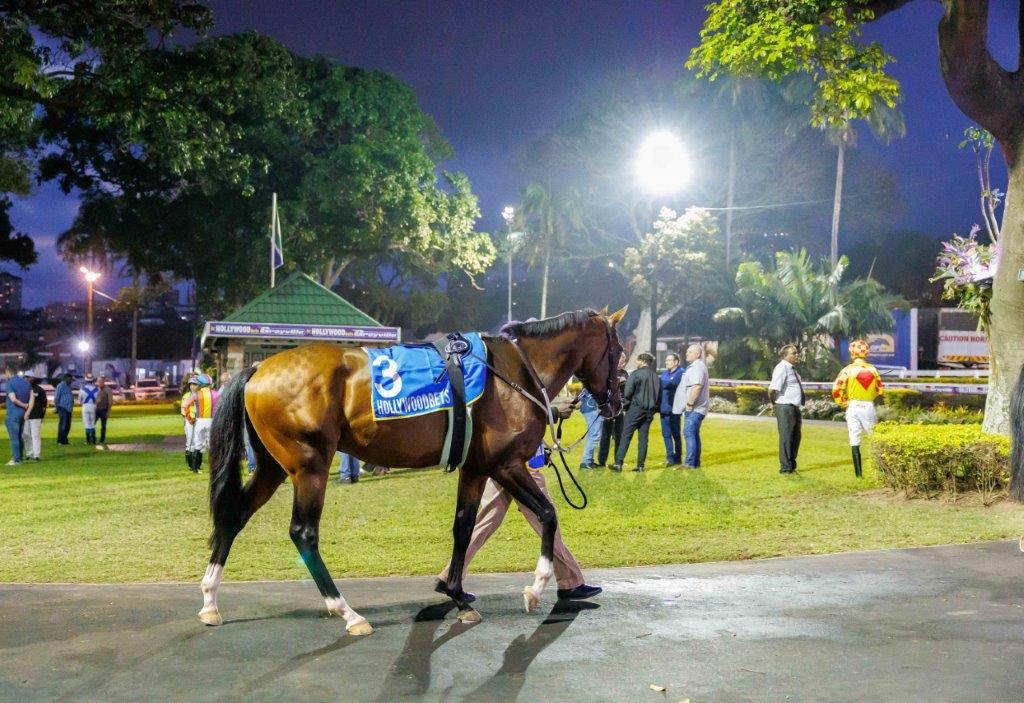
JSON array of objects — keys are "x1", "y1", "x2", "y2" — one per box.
[
  {"x1": 208, "y1": 365, "x2": 259, "y2": 550},
  {"x1": 1009, "y1": 364, "x2": 1024, "y2": 502}
]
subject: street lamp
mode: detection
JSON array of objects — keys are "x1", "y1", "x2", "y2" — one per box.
[
  {"x1": 502, "y1": 206, "x2": 524, "y2": 324},
  {"x1": 79, "y1": 267, "x2": 100, "y2": 371},
  {"x1": 635, "y1": 131, "x2": 690, "y2": 195},
  {"x1": 635, "y1": 131, "x2": 689, "y2": 361}
]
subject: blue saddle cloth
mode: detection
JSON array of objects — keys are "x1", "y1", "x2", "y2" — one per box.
[{"x1": 364, "y1": 332, "x2": 487, "y2": 421}]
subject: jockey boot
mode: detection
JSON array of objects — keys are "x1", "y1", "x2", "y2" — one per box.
[
  {"x1": 194, "y1": 451, "x2": 203, "y2": 472},
  {"x1": 851, "y1": 446, "x2": 863, "y2": 478}
]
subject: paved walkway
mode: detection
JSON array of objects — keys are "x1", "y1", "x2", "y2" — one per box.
[{"x1": 1, "y1": 541, "x2": 1022, "y2": 702}]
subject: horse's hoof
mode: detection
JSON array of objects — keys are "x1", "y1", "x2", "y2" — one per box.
[
  {"x1": 198, "y1": 607, "x2": 223, "y2": 626},
  {"x1": 346, "y1": 618, "x2": 374, "y2": 636},
  {"x1": 457, "y1": 607, "x2": 482, "y2": 623},
  {"x1": 522, "y1": 586, "x2": 540, "y2": 614}
]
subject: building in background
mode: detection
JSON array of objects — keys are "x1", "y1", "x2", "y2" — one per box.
[{"x1": 0, "y1": 272, "x2": 23, "y2": 313}]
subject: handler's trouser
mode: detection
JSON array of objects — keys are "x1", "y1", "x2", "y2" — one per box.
[
  {"x1": 438, "y1": 470, "x2": 585, "y2": 590},
  {"x1": 845, "y1": 399, "x2": 877, "y2": 446}
]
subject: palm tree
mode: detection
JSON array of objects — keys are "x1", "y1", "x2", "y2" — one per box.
[
  {"x1": 519, "y1": 182, "x2": 585, "y2": 318},
  {"x1": 826, "y1": 106, "x2": 904, "y2": 266},
  {"x1": 715, "y1": 249, "x2": 904, "y2": 379}
]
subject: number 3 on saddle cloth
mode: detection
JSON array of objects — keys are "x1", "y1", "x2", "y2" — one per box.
[{"x1": 364, "y1": 332, "x2": 487, "y2": 472}]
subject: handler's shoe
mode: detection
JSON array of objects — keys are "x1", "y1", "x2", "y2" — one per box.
[
  {"x1": 610, "y1": 464, "x2": 623, "y2": 473},
  {"x1": 556, "y1": 584, "x2": 602, "y2": 600},
  {"x1": 632, "y1": 465, "x2": 644, "y2": 472}
]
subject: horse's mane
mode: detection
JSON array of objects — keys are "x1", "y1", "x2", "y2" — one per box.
[{"x1": 499, "y1": 308, "x2": 600, "y2": 339}]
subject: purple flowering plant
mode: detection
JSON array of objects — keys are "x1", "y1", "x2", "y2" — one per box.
[{"x1": 932, "y1": 224, "x2": 998, "y2": 330}]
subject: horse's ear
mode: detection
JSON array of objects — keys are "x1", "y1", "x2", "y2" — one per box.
[
  {"x1": 608, "y1": 305, "x2": 628, "y2": 325},
  {"x1": 599, "y1": 305, "x2": 609, "y2": 315}
]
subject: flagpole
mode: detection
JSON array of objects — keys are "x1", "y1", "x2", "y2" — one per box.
[{"x1": 270, "y1": 192, "x2": 277, "y2": 288}]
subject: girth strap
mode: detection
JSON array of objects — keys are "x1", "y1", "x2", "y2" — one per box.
[{"x1": 434, "y1": 333, "x2": 472, "y2": 472}]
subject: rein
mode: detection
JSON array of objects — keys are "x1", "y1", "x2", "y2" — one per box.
[{"x1": 467, "y1": 319, "x2": 617, "y2": 510}]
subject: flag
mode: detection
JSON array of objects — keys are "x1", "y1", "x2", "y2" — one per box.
[{"x1": 270, "y1": 197, "x2": 284, "y2": 271}]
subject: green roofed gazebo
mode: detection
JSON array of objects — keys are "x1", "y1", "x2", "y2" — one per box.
[{"x1": 201, "y1": 272, "x2": 401, "y2": 376}]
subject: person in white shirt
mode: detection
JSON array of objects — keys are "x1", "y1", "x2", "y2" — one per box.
[
  {"x1": 768, "y1": 345, "x2": 805, "y2": 474},
  {"x1": 672, "y1": 344, "x2": 710, "y2": 468}
]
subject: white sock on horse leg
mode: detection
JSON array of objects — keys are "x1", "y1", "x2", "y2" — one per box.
[
  {"x1": 325, "y1": 595, "x2": 368, "y2": 630},
  {"x1": 528, "y1": 555, "x2": 554, "y2": 597}
]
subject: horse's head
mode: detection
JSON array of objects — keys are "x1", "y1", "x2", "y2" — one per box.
[{"x1": 579, "y1": 305, "x2": 628, "y2": 419}]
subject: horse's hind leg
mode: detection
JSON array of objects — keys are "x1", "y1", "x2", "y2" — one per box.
[
  {"x1": 290, "y1": 470, "x2": 373, "y2": 636},
  {"x1": 200, "y1": 450, "x2": 286, "y2": 625},
  {"x1": 493, "y1": 465, "x2": 557, "y2": 614}
]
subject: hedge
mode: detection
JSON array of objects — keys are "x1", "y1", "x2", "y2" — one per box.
[
  {"x1": 733, "y1": 385, "x2": 768, "y2": 415},
  {"x1": 868, "y1": 423, "x2": 1011, "y2": 504}
]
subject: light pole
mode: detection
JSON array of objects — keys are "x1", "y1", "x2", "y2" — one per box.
[
  {"x1": 79, "y1": 266, "x2": 101, "y2": 369},
  {"x1": 635, "y1": 131, "x2": 690, "y2": 358},
  {"x1": 502, "y1": 206, "x2": 522, "y2": 324}
]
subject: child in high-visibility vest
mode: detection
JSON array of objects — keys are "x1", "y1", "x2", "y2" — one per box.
[
  {"x1": 831, "y1": 339, "x2": 883, "y2": 477},
  {"x1": 181, "y1": 373, "x2": 218, "y2": 472}
]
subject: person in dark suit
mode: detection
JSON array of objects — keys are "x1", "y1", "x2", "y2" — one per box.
[{"x1": 612, "y1": 352, "x2": 661, "y2": 472}]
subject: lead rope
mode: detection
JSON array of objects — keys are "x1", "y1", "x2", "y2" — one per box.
[{"x1": 466, "y1": 347, "x2": 598, "y2": 509}]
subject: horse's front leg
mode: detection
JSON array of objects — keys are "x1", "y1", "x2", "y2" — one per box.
[
  {"x1": 441, "y1": 470, "x2": 488, "y2": 622},
  {"x1": 494, "y1": 466, "x2": 557, "y2": 614}
]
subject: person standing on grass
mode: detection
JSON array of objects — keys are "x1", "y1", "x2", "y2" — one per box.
[
  {"x1": 612, "y1": 352, "x2": 660, "y2": 473},
  {"x1": 181, "y1": 373, "x2": 218, "y2": 472},
  {"x1": 54, "y1": 373, "x2": 73, "y2": 445},
  {"x1": 95, "y1": 376, "x2": 113, "y2": 449},
  {"x1": 79, "y1": 374, "x2": 99, "y2": 445},
  {"x1": 673, "y1": 344, "x2": 710, "y2": 469},
  {"x1": 659, "y1": 353, "x2": 684, "y2": 467},
  {"x1": 336, "y1": 452, "x2": 360, "y2": 484},
  {"x1": 577, "y1": 388, "x2": 603, "y2": 469},
  {"x1": 769, "y1": 344, "x2": 805, "y2": 475},
  {"x1": 831, "y1": 339, "x2": 883, "y2": 478},
  {"x1": 22, "y1": 374, "x2": 46, "y2": 461},
  {"x1": 596, "y1": 355, "x2": 629, "y2": 467},
  {"x1": 4, "y1": 368, "x2": 32, "y2": 465}
]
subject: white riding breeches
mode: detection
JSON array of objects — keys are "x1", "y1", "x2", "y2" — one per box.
[
  {"x1": 845, "y1": 399, "x2": 877, "y2": 447},
  {"x1": 191, "y1": 418, "x2": 213, "y2": 452},
  {"x1": 81, "y1": 404, "x2": 96, "y2": 430}
]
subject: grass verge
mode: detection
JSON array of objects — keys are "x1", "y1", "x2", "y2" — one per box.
[{"x1": 0, "y1": 412, "x2": 1020, "y2": 583}]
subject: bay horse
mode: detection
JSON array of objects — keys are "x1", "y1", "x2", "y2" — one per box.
[{"x1": 199, "y1": 306, "x2": 627, "y2": 634}]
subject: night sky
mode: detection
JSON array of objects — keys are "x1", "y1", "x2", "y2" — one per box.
[{"x1": 7, "y1": 1, "x2": 1019, "y2": 308}]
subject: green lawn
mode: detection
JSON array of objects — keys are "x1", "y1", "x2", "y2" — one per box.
[{"x1": 0, "y1": 411, "x2": 1021, "y2": 583}]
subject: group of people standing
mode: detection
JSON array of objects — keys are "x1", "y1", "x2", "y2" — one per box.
[
  {"x1": 577, "y1": 344, "x2": 710, "y2": 472},
  {"x1": 4, "y1": 370, "x2": 115, "y2": 465}
]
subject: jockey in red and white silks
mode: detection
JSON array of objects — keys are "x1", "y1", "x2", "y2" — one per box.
[{"x1": 831, "y1": 339, "x2": 883, "y2": 477}]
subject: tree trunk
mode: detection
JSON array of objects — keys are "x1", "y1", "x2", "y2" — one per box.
[
  {"x1": 830, "y1": 139, "x2": 846, "y2": 266},
  {"x1": 982, "y1": 156, "x2": 1024, "y2": 435},
  {"x1": 130, "y1": 306, "x2": 138, "y2": 387},
  {"x1": 725, "y1": 127, "x2": 737, "y2": 263},
  {"x1": 632, "y1": 302, "x2": 681, "y2": 366},
  {"x1": 540, "y1": 238, "x2": 550, "y2": 319},
  {"x1": 649, "y1": 288, "x2": 658, "y2": 358}
]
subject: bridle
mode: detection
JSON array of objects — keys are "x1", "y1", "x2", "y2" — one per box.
[{"x1": 468, "y1": 315, "x2": 619, "y2": 510}]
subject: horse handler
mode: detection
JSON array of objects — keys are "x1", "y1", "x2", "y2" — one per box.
[
  {"x1": 436, "y1": 395, "x2": 602, "y2": 603},
  {"x1": 832, "y1": 339, "x2": 883, "y2": 478}
]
